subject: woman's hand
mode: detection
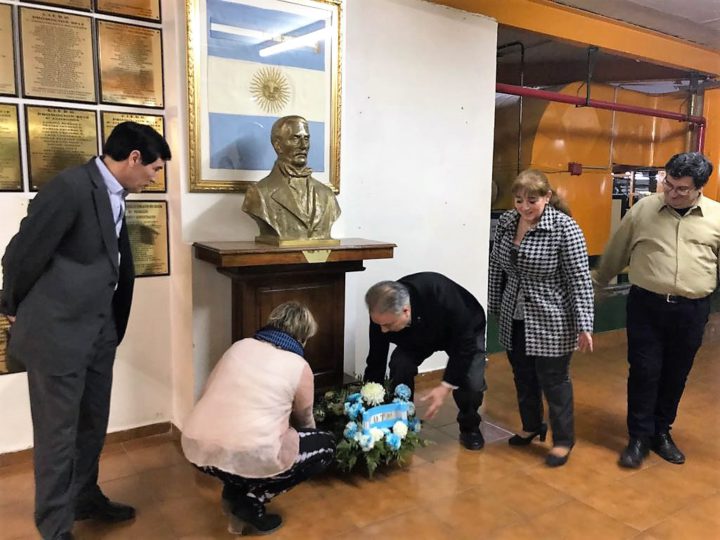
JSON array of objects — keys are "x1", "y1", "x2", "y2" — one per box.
[{"x1": 577, "y1": 331, "x2": 593, "y2": 353}]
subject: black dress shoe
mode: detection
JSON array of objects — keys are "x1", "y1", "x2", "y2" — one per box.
[
  {"x1": 618, "y1": 437, "x2": 649, "y2": 468},
  {"x1": 55, "y1": 533, "x2": 74, "y2": 540},
  {"x1": 652, "y1": 432, "x2": 685, "y2": 464},
  {"x1": 75, "y1": 494, "x2": 136, "y2": 522},
  {"x1": 459, "y1": 431, "x2": 485, "y2": 450},
  {"x1": 228, "y1": 496, "x2": 282, "y2": 535},
  {"x1": 509, "y1": 423, "x2": 548, "y2": 446}
]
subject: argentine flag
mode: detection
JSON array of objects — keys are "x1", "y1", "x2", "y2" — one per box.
[{"x1": 201, "y1": 0, "x2": 332, "y2": 183}]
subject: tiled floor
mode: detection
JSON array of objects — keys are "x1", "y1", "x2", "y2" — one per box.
[{"x1": 2, "y1": 327, "x2": 719, "y2": 539}]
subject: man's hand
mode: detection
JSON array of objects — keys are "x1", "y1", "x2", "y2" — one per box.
[
  {"x1": 419, "y1": 384, "x2": 452, "y2": 420},
  {"x1": 5, "y1": 315, "x2": 15, "y2": 324}
]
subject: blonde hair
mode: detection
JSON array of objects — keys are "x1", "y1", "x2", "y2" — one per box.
[
  {"x1": 266, "y1": 301, "x2": 318, "y2": 344},
  {"x1": 511, "y1": 169, "x2": 571, "y2": 216}
]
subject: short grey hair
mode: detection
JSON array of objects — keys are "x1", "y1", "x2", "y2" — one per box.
[
  {"x1": 266, "y1": 301, "x2": 318, "y2": 344},
  {"x1": 365, "y1": 281, "x2": 410, "y2": 314}
]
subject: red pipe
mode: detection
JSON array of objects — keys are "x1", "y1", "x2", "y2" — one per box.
[{"x1": 496, "y1": 82, "x2": 707, "y2": 152}]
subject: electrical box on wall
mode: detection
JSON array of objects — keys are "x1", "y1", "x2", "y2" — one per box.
[{"x1": 568, "y1": 162, "x2": 583, "y2": 176}]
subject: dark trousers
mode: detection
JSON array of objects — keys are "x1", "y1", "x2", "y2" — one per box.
[
  {"x1": 202, "y1": 429, "x2": 336, "y2": 505},
  {"x1": 389, "y1": 338, "x2": 486, "y2": 434},
  {"x1": 26, "y1": 317, "x2": 118, "y2": 540},
  {"x1": 507, "y1": 320, "x2": 574, "y2": 447},
  {"x1": 626, "y1": 286, "x2": 710, "y2": 439}
]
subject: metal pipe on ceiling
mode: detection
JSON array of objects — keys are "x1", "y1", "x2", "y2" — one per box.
[{"x1": 495, "y1": 82, "x2": 707, "y2": 152}]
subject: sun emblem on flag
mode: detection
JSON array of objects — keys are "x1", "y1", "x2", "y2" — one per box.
[{"x1": 249, "y1": 67, "x2": 292, "y2": 114}]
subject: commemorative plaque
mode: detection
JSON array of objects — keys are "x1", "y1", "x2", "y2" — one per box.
[
  {"x1": 0, "y1": 4, "x2": 16, "y2": 96},
  {"x1": 24, "y1": 0, "x2": 92, "y2": 10},
  {"x1": 26, "y1": 106, "x2": 98, "y2": 191},
  {"x1": 98, "y1": 20, "x2": 164, "y2": 108},
  {"x1": 0, "y1": 315, "x2": 10, "y2": 375},
  {"x1": 0, "y1": 104, "x2": 21, "y2": 191},
  {"x1": 101, "y1": 111, "x2": 166, "y2": 192},
  {"x1": 96, "y1": 0, "x2": 161, "y2": 22},
  {"x1": 19, "y1": 8, "x2": 96, "y2": 103},
  {"x1": 125, "y1": 200, "x2": 169, "y2": 277}
]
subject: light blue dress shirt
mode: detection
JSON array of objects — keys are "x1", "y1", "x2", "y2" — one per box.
[{"x1": 94, "y1": 156, "x2": 126, "y2": 238}]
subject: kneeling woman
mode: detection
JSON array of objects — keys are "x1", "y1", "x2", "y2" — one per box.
[{"x1": 182, "y1": 302, "x2": 335, "y2": 535}]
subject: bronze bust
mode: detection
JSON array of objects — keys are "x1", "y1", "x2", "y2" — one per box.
[{"x1": 242, "y1": 115, "x2": 341, "y2": 246}]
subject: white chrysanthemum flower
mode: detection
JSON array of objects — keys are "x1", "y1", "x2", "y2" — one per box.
[
  {"x1": 393, "y1": 421, "x2": 408, "y2": 439},
  {"x1": 370, "y1": 427, "x2": 385, "y2": 442},
  {"x1": 360, "y1": 382, "x2": 386, "y2": 405}
]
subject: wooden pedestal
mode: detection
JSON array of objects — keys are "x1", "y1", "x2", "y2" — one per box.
[{"x1": 193, "y1": 238, "x2": 395, "y2": 388}]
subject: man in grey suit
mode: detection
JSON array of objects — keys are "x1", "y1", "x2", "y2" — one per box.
[
  {"x1": 0, "y1": 122, "x2": 171, "y2": 540},
  {"x1": 242, "y1": 115, "x2": 340, "y2": 245}
]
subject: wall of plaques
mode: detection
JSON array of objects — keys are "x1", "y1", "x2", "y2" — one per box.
[{"x1": 0, "y1": 0, "x2": 167, "y2": 374}]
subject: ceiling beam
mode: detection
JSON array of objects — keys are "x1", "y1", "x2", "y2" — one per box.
[{"x1": 430, "y1": 0, "x2": 720, "y2": 76}]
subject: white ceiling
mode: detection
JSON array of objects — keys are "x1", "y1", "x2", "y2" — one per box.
[{"x1": 550, "y1": 0, "x2": 720, "y2": 50}]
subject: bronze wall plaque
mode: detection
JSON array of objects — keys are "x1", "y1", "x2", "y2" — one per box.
[
  {"x1": 19, "y1": 7, "x2": 96, "y2": 103},
  {"x1": 98, "y1": 20, "x2": 164, "y2": 108},
  {"x1": 0, "y1": 315, "x2": 10, "y2": 375},
  {"x1": 96, "y1": 0, "x2": 161, "y2": 22},
  {"x1": 26, "y1": 106, "x2": 98, "y2": 191},
  {"x1": 0, "y1": 104, "x2": 22, "y2": 191},
  {"x1": 23, "y1": 0, "x2": 92, "y2": 10},
  {"x1": 0, "y1": 4, "x2": 16, "y2": 96},
  {"x1": 101, "y1": 112, "x2": 166, "y2": 192},
  {"x1": 125, "y1": 200, "x2": 169, "y2": 277}
]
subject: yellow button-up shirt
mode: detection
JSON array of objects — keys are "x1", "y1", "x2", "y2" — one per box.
[{"x1": 594, "y1": 192, "x2": 720, "y2": 299}]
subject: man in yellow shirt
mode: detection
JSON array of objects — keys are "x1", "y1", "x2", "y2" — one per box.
[{"x1": 594, "y1": 152, "x2": 718, "y2": 469}]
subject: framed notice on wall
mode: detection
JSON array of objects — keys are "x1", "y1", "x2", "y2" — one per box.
[
  {"x1": 19, "y1": 7, "x2": 96, "y2": 103},
  {"x1": 0, "y1": 104, "x2": 22, "y2": 191},
  {"x1": 95, "y1": 0, "x2": 162, "y2": 22},
  {"x1": 125, "y1": 200, "x2": 170, "y2": 277},
  {"x1": 97, "y1": 20, "x2": 164, "y2": 108},
  {"x1": 0, "y1": 4, "x2": 17, "y2": 96},
  {"x1": 186, "y1": 0, "x2": 342, "y2": 192},
  {"x1": 26, "y1": 105, "x2": 98, "y2": 191},
  {"x1": 101, "y1": 111, "x2": 166, "y2": 192}
]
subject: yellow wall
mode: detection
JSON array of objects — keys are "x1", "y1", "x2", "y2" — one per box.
[{"x1": 493, "y1": 82, "x2": 691, "y2": 254}]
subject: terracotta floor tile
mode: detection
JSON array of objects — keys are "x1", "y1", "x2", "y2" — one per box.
[
  {"x1": 641, "y1": 493, "x2": 720, "y2": 539},
  {"x1": 526, "y1": 499, "x2": 639, "y2": 539},
  {"x1": 123, "y1": 440, "x2": 186, "y2": 474},
  {"x1": 358, "y1": 509, "x2": 464, "y2": 540},
  {"x1": 0, "y1": 499, "x2": 36, "y2": 539},
  {"x1": 0, "y1": 462, "x2": 35, "y2": 507}
]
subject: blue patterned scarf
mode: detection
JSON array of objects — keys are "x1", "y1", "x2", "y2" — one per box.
[{"x1": 254, "y1": 326, "x2": 305, "y2": 357}]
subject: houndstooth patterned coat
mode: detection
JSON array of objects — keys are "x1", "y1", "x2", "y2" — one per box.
[{"x1": 488, "y1": 205, "x2": 594, "y2": 356}]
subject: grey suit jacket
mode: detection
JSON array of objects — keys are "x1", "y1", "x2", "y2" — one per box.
[{"x1": 0, "y1": 159, "x2": 135, "y2": 375}]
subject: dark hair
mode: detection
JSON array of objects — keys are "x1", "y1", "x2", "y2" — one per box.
[
  {"x1": 664, "y1": 152, "x2": 714, "y2": 189},
  {"x1": 103, "y1": 121, "x2": 171, "y2": 164},
  {"x1": 511, "y1": 169, "x2": 571, "y2": 216},
  {"x1": 365, "y1": 281, "x2": 410, "y2": 314}
]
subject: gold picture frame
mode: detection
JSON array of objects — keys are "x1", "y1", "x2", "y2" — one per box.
[{"x1": 186, "y1": 0, "x2": 342, "y2": 193}]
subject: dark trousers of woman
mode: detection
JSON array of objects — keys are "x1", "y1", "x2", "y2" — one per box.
[
  {"x1": 507, "y1": 320, "x2": 574, "y2": 447},
  {"x1": 626, "y1": 286, "x2": 710, "y2": 439},
  {"x1": 200, "y1": 429, "x2": 335, "y2": 505}
]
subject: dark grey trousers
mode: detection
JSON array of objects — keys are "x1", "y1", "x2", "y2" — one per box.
[
  {"x1": 27, "y1": 316, "x2": 117, "y2": 540},
  {"x1": 507, "y1": 320, "x2": 574, "y2": 447},
  {"x1": 388, "y1": 336, "x2": 487, "y2": 434}
]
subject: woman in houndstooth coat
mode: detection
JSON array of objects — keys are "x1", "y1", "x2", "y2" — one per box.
[{"x1": 489, "y1": 169, "x2": 594, "y2": 467}]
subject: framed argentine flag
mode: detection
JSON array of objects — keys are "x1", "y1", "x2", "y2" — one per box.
[{"x1": 186, "y1": 0, "x2": 342, "y2": 192}]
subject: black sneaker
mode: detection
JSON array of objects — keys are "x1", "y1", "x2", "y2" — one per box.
[{"x1": 459, "y1": 431, "x2": 484, "y2": 450}]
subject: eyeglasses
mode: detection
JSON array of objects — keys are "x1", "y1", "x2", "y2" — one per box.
[{"x1": 661, "y1": 179, "x2": 695, "y2": 196}]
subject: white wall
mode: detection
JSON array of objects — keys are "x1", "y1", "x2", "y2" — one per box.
[{"x1": 341, "y1": 0, "x2": 497, "y2": 375}]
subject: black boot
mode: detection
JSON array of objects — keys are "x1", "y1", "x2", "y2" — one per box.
[{"x1": 228, "y1": 496, "x2": 282, "y2": 535}]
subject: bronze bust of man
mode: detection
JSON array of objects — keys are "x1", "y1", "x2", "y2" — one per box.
[{"x1": 242, "y1": 115, "x2": 341, "y2": 246}]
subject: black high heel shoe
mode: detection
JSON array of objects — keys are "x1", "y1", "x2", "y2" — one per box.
[
  {"x1": 545, "y1": 444, "x2": 574, "y2": 467},
  {"x1": 508, "y1": 423, "x2": 548, "y2": 446},
  {"x1": 228, "y1": 496, "x2": 283, "y2": 535}
]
